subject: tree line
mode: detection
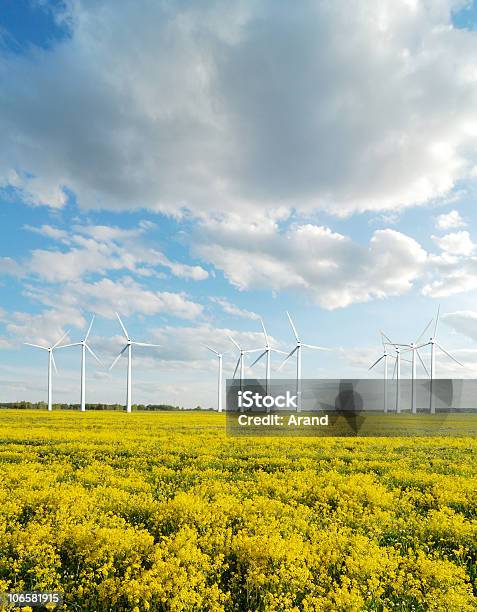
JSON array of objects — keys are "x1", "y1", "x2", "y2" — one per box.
[{"x1": 0, "y1": 402, "x2": 212, "y2": 411}]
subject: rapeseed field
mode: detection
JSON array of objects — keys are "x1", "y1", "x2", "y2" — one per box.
[{"x1": 0, "y1": 410, "x2": 475, "y2": 611}]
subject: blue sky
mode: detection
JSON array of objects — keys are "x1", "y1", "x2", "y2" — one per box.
[{"x1": 2, "y1": 0, "x2": 477, "y2": 408}]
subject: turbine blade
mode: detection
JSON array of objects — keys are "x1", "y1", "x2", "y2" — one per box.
[
  {"x1": 433, "y1": 305, "x2": 440, "y2": 339},
  {"x1": 302, "y1": 343, "x2": 330, "y2": 351},
  {"x1": 392, "y1": 358, "x2": 397, "y2": 380},
  {"x1": 204, "y1": 345, "x2": 220, "y2": 356},
  {"x1": 380, "y1": 330, "x2": 394, "y2": 346},
  {"x1": 260, "y1": 317, "x2": 269, "y2": 346},
  {"x1": 250, "y1": 351, "x2": 267, "y2": 368},
  {"x1": 51, "y1": 352, "x2": 58, "y2": 374},
  {"x1": 415, "y1": 341, "x2": 431, "y2": 350},
  {"x1": 436, "y1": 343, "x2": 464, "y2": 367},
  {"x1": 56, "y1": 343, "x2": 81, "y2": 349},
  {"x1": 277, "y1": 347, "x2": 298, "y2": 371},
  {"x1": 24, "y1": 343, "x2": 48, "y2": 350},
  {"x1": 132, "y1": 342, "x2": 161, "y2": 347},
  {"x1": 85, "y1": 315, "x2": 95, "y2": 341},
  {"x1": 228, "y1": 335, "x2": 241, "y2": 351},
  {"x1": 232, "y1": 357, "x2": 240, "y2": 379},
  {"x1": 369, "y1": 355, "x2": 385, "y2": 370},
  {"x1": 270, "y1": 348, "x2": 288, "y2": 355},
  {"x1": 53, "y1": 330, "x2": 69, "y2": 348},
  {"x1": 416, "y1": 349, "x2": 429, "y2": 378},
  {"x1": 286, "y1": 311, "x2": 299, "y2": 342},
  {"x1": 85, "y1": 343, "x2": 103, "y2": 366},
  {"x1": 415, "y1": 318, "x2": 433, "y2": 345},
  {"x1": 116, "y1": 312, "x2": 129, "y2": 340},
  {"x1": 109, "y1": 345, "x2": 128, "y2": 370}
]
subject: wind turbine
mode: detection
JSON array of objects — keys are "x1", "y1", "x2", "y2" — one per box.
[
  {"x1": 417, "y1": 305, "x2": 463, "y2": 414},
  {"x1": 402, "y1": 319, "x2": 432, "y2": 414},
  {"x1": 278, "y1": 311, "x2": 330, "y2": 412},
  {"x1": 204, "y1": 345, "x2": 224, "y2": 412},
  {"x1": 369, "y1": 332, "x2": 391, "y2": 413},
  {"x1": 248, "y1": 318, "x2": 287, "y2": 397},
  {"x1": 380, "y1": 331, "x2": 408, "y2": 413},
  {"x1": 24, "y1": 330, "x2": 69, "y2": 411},
  {"x1": 56, "y1": 315, "x2": 102, "y2": 412},
  {"x1": 228, "y1": 335, "x2": 262, "y2": 398},
  {"x1": 109, "y1": 313, "x2": 161, "y2": 413}
]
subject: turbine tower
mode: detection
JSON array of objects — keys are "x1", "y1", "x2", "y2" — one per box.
[
  {"x1": 417, "y1": 305, "x2": 463, "y2": 414},
  {"x1": 109, "y1": 313, "x2": 161, "y2": 413},
  {"x1": 402, "y1": 319, "x2": 432, "y2": 414},
  {"x1": 380, "y1": 332, "x2": 406, "y2": 413},
  {"x1": 24, "y1": 330, "x2": 69, "y2": 411},
  {"x1": 56, "y1": 315, "x2": 103, "y2": 412},
  {"x1": 249, "y1": 317, "x2": 286, "y2": 397},
  {"x1": 278, "y1": 311, "x2": 329, "y2": 412},
  {"x1": 204, "y1": 345, "x2": 223, "y2": 412},
  {"x1": 369, "y1": 332, "x2": 391, "y2": 413},
  {"x1": 228, "y1": 335, "x2": 262, "y2": 398}
]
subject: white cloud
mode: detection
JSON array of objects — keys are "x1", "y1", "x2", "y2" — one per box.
[
  {"x1": 435, "y1": 209, "x2": 467, "y2": 230},
  {"x1": 13, "y1": 222, "x2": 209, "y2": 282},
  {"x1": 23, "y1": 224, "x2": 70, "y2": 241},
  {"x1": 210, "y1": 296, "x2": 259, "y2": 320},
  {"x1": 422, "y1": 264, "x2": 477, "y2": 297},
  {"x1": 24, "y1": 277, "x2": 204, "y2": 321},
  {"x1": 7, "y1": 307, "x2": 85, "y2": 347},
  {"x1": 432, "y1": 230, "x2": 475, "y2": 255},
  {"x1": 442, "y1": 310, "x2": 477, "y2": 341},
  {"x1": 0, "y1": 257, "x2": 23, "y2": 277},
  {"x1": 149, "y1": 323, "x2": 277, "y2": 371},
  {"x1": 1, "y1": 1, "x2": 477, "y2": 216},
  {"x1": 194, "y1": 219, "x2": 428, "y2": 308}
]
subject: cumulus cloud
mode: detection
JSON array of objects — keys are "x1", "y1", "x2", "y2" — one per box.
[
  {"x1": 435, "y1": 209, "x2": 467, "y2": 230},
  {"x1": 16, "y1": 222, "x2": 209, "y2": 282},
  {"x1": 442, "y1": 310, "x2": 477, "y2": 341},
  {"x1": 432, "y1": 230, "x2": 475, "y2": 255},
  {"x1": 194, "y1": 218, "x2": 428, "y2": 308},
  {"x1": 149, "y1": 323, "x2": 279, "y2": 372},
  {"x1": 0, "y1": 257, "x2": 23, "y2": 277},
  {"x1": 1, "y1": 1, "x2": 477, "y2": 217},
  {"x1": 24, "y1": 276, "x2": 204, "y2": 320},
  {"x1": 7, "y1": 307, "x2": 85, "y2": 347},
  {"x1": 209, "y1": 296, "x2": 259, "y2": 320}
]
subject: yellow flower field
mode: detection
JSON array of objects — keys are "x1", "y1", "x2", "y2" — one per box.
[{"x1": 0, "y1": 410, "x2": 475, "y2": 611}]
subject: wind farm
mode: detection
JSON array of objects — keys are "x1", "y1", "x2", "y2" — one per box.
[{"x1": 18, "y1": 305, "x2": 472, "y2": 414}]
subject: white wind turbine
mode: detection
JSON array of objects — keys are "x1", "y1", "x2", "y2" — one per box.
[
  {"x1": 380, "y1": 331, "x2": 408, "y2": 413},
  {"x1": 381, "y1": 331, "x2": 423, "y2": 413},
  {"x1": 56, "y1": 315, "x2": 102, "y2": 412},
  {"x1": 248, "y1": 318, "x2": 287, "y2": 396},
  {"x1": 401, "y1": 319, "x2": 432, "y2": 414},
  {"x1": 204, "y1": 345, "x2": 224, "y2": 413},
  {"x1": 24, "y1": 330, "x2": 69, "y2": 411},
  {"x1": 369, "y1": 332, "x2": 391, "y2": 413},
  {"x1": 278, "y1": 311, "x2": 330, "y2": 412},
  {"x1": 228, "y1": 335, "x2": 262, "y2": 395},
  {"x1": 417, "y1": 305, "x2": 464, "y2": 414},
  {"x1": 109, "y1": 313, "x2": 161, "y2": 413}
]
